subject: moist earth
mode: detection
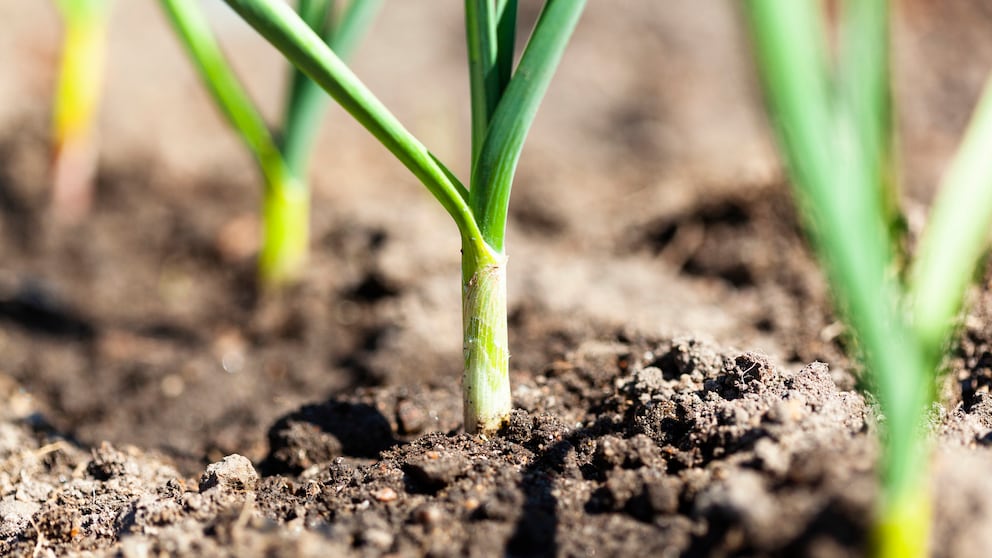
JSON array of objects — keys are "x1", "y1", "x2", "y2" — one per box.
[{"x1": 3, "y1": 326, "x2": 992, "y2": 557}]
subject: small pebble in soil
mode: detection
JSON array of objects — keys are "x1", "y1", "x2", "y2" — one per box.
[
  {"x1": 200, "y1": 454, "x2": 258, "y2": 493},
  {"x1": 371, "y1": 487, "x2": 398, "y2": 502},
  {"x1": 396, "y1": 399, "x2": 426, "y2": 434}
]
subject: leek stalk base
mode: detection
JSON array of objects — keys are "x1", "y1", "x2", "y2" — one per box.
[
  {"x1": 259, "y1": 177, "x2": 309, "y2": 288},
  {"x1": 872, "y1": 480, "x2": 930, "y2": 558},
  {"x1": 461, "y1": 247, "x2": 511, "y2": 435}
]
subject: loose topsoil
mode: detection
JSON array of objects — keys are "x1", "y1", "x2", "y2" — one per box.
[{"x1": 4, "y1": 2, "x2": 992, "y2": 557}]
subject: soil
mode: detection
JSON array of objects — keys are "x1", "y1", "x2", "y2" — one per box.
[{"x1": 3, "y1": 1, "x2": 992, "y2": 557}]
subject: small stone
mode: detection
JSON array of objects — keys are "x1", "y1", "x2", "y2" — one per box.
[
  {"x1": 199, "y1": 454, "x2": 258, "y2": 493},
  {"x1": 371, "y1": 487, "x2": 398, "y2": 502},
  {"x1": 396, "y1": 399, "x2": 426, "y2": 434}
]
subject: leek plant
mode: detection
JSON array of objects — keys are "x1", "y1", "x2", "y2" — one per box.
[
  {"x1": 744, "y1": 1, "x2": 992, "y2": 556},
  {"x1": 220, "y1": 0, "x2": 585, "y2": 434},
  {"x1": 51, "y1": 0, "x2": 113, "y2": 223},
  {"x1": 160, "y1": 0, "x2": 381, "y2": 287}
]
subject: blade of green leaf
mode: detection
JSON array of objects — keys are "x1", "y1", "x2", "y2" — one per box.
[
  {"x1": 222, "y1": 0, "x2": 485, "y2": 250},
  {"x1": 56, "y1": 0, "x2": 112, "y2": 22},
  {"x1": 838, "y1": 0, "x2": 902, "y2": 261},
  {"x1": 281, "y1": 0, "x2": 335, "y2": 179},
  {"x1": 495, "y1": 0, "x2": 517, "y2": 96},
  {"x1": 296, "y1": 0, "x2": 334, "y2": 34},
  {"x1": 466, "y1": 0, "x2": 517, "y2": 170},
  {"x1": 466, "y1": 0, "x2": 500, "y2": 167},
  {"x1": 910, "y1": 75, "x2": 992, "y2": 359},
  {"x1": 469, "y1": 0, "x2": 586, "y2": 252},
  {"x1": 281, "y1": 0, "x2": 382, "y2": 180},
  {"x1": 161, "y1": 0, "x2": 287, "y2": 191},
  {"x1": 744, "y1": 0, "x2": 930, "y2": 522},
  {"x1": 329, "y1": 0, "x2": 382, "y2": 59}
]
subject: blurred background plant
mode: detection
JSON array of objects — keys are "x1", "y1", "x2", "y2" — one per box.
[
  {"x1": 162, "y1": 0, "x2": 381, "y2": 289},
  {"x1": 744, "y1": 1, "x2": 992, "y2": 556},
  {"x1": 51, "y1": 0, "x2": 113, "y2": 224}
]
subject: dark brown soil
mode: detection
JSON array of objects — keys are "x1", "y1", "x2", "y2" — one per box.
[{"x1": 4, "y1": 1, "x2": 992, "y2": 557}]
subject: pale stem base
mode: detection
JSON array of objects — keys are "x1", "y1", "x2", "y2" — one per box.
[
  {"x1": 259, "y1": 180, "x2": 309, "y2": 288},
  {"x1": 462, "y1": 254, "x2": 511, "y2": 435},
  {"x1": 872, "y1": 470, "x2": 930, "y2": 558}
]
